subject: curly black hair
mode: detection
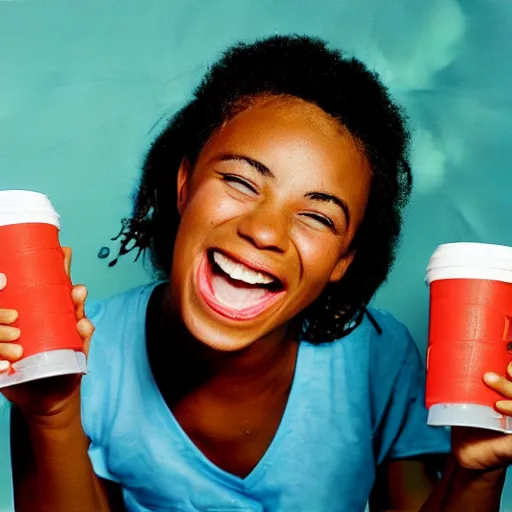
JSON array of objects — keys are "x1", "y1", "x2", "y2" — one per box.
[{"x1": 108, "y1": 34, "x2": 412, "y2": 343}]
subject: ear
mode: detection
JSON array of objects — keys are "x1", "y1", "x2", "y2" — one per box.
[
  {"x1": 329, "y1": 250, "x2": 355, "y2": 283},
  {"x1": 177, "y1": 158, "x2": 191, "y2": 215}
]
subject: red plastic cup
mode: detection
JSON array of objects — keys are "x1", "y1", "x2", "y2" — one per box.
[
  {"x1": 0, "y1": 190, "x2": 86, "y2": 388},
  {"x1": 425, "y1": 242, "x2": 512, "y2": 433}
]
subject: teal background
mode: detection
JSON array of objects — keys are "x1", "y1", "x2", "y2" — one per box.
[{"x1": 0, "y1": 0, "x2": 511, "y2": 509}]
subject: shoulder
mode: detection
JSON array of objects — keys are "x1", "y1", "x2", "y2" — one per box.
[
  {"x1": 81, "y1": 282, "x2": 160, "y2": 441},
  {"x1": 314, "y1": 307, "x2": 419, "y2": 368},
  {"x1": 84, "y1": 281, "x2": 161, "y2": 381},
  {"x1": 301, "y1": 307, "x2": 420, "y2": 399},
  {"x1": 366, "y1": 307, "x2": 421, "y2": 367},
  {"x1": 85, "y1": 282, "x2": 159, "y2": 331},
  {"x1": 362, "y1": 308, "x2": 424, "y2": 403},
  {"x1": 322, "y1": 308, "x2": 424, "y2": 411}
]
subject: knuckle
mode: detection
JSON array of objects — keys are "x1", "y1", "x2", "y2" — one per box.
[{"x1": 456, "y1": 454, "x2": 473, "y2": 470}]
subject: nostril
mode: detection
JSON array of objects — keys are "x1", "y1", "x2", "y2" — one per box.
[
  {"x1": 237, "y1": 231, "x2": 286, "y2": 254},
  {"x1": 236, "y1": 209, "x2": 289, "y2": 253}
]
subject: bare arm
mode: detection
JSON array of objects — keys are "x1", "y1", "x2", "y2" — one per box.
[
  {"x1": 420, "y1": 455, "x2": 505, "y2": 512},
  {"x1": 12, "y1": 390, "x2": 124, "y2": 512},
  {"x1": 370, "y1": 454, "x2": 505, "y2": 512},
  {"x1": 369, "y1": 456, "x2": 442, "y2": 512}
]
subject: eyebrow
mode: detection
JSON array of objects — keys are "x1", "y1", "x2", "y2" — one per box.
[
  {"x1": 305, "y1": 192, "x2": 351, "y2": 227},
  {"x1": 218, "y1": 153, "x2": 350, "y2": 226},
  {"x1": 219, "y1": 153, "x2": 275, "y2": 178}
]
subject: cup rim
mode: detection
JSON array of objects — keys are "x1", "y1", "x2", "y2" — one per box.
[
  {"x1": 426, "y1": 242, "x2": 512, "y2": 284},
  {"x1": 431, "y1": 242, "x2": 512, "y2": 258},
  {"x1": 426, "y1": 265, "x2": 512, "y2": 284},
  {"x1": 0, "y1": 190, "x2": 50, "y2": 202},
  {"x1": 0, "y1": 191, "x2": 59, "y2": 229}
]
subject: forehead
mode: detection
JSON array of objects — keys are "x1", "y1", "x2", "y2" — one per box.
[
  {"x1": 196, "y1": 97, "x2": 371, "y2": 216},
  {"x1": 200, "y1": 96, "x2": 368, "y2": 175}
]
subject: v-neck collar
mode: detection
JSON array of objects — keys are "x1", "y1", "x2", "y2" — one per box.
[{"x1": 137, "y1": 282, "x2": 306, "y2": 491}]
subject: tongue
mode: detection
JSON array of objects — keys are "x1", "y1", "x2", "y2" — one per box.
[{"x1": 210, "y1": 273, "x2": 269, "y2": 309}]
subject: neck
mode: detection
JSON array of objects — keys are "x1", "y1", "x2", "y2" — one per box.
[{"x1": 153, "y1": 285, "x2": 299, "y2": 401}]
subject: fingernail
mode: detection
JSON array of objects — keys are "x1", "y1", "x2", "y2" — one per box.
[
  {"x1": 484, "y1": 372, "x2": 500, "y2": 383},
  {"x1": 0, "y1": 361, "x2": 10, "y2": 372},
  {"x1": 0, "y1": 274, "x2": 6, "y2": 290}
]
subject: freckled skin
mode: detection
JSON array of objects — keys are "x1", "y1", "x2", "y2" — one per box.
[{"x1": 148, "y1": 97, "x2": 372, "y2": 477}]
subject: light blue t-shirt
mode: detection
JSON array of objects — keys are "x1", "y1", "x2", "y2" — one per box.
[{"x1": 81, "y1": 283, "x2": 450, "y2": 512}]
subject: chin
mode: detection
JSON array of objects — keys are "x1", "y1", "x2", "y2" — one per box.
[{"x1": 180, "y1": 309, "x2": 264, "y2": 352}]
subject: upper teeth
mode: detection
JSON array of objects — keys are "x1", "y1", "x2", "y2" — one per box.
[{"x1": 212, "y1": 251, "x2": 275, "y2": 285}]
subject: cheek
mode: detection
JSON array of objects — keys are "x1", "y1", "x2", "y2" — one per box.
[
  {"x1": 179, "y1": 180, "x2": 248, "y2": 232},
  {"x1": 294, "y1": 230, "x2": 344, "y2": 284}
]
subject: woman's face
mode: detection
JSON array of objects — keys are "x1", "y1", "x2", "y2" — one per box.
[{"x1": 170, "y1": 97, "x2": 371, "y2": 351}]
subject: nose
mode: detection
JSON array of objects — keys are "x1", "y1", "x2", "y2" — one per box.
[{"x1": 237, "y1": 202, "x2": 288, "y2": 253}]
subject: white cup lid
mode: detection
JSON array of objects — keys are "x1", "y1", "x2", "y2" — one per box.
[
  {"x1": 426, "y1": 242, "x2": 512, "y2": 284},
  {"x1": 0, "y1": 190, "x2": 60, "y2": 229}
]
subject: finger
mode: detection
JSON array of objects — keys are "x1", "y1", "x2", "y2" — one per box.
[
  {"x1": 77, "y1": 318, "x2": 94, "y2": 340},
  {"x1": 0, "y1": 342, "x2": 23, "y2": 362},
  {"x1": 0, "y1": 361, "x2": 10, "y2": 373},
  {"x1": 62, "y1": 247, "x2": 72, "y2": 278},
  {"x1": 495, "y1": 400, "x2": 512, "y2": 416},
  {"x1": 0, "y1": 273, "x2": 6, "y2": 291},
  {"x1": 77, "y1": 318, "x2": 94, "y2": 358},
  {"x1": 507, "y1": 362, "x2": 512, "y2": 380},
  {"x1": 484, "y1": 372, "x2": 512, "y2": 398},
  {"x1": 72, "y1": 285, "x2": 87, "y2": 320},
  {"x1": 0, "y1": 309, "x2": 18, "y2": 325},
  {"x1": 0, "y1": 326, "x2": 21, "y2": 342}
]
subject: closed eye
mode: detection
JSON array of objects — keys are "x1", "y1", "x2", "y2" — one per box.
[
  {"x1": 300, "y1": 213, "x2": 337, "y2": 232},
  {"x1": 220, "y1": 173, "x2": 258, "y2": 195}
]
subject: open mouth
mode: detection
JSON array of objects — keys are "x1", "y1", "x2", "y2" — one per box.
[{"x1": 197, "y1": 250, "x2": 285, "y2": 321}]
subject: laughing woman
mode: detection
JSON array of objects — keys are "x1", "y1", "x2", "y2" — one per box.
[{"x1": 2, "y1": 35, "x2": 512, "y2": 512}]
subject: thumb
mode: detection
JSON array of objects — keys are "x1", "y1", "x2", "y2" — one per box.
[
  {"x1": 83, "y1": 335, "x2": 91, "y2": 359},
  {"x1": 62, "y1": 247, "x2": 72, "y2": 278},
  {"x1": 77, "y1": 318, "x2": 94, "y2": 359}
]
